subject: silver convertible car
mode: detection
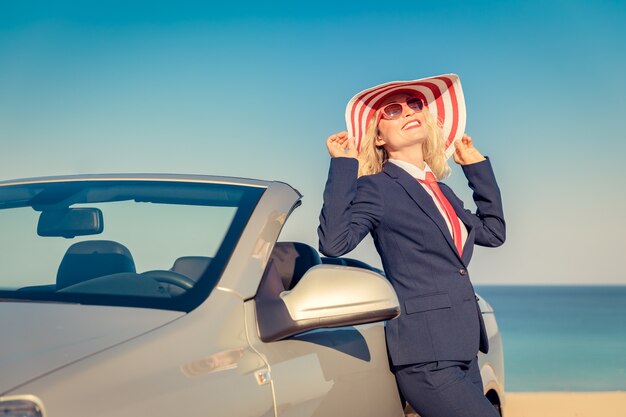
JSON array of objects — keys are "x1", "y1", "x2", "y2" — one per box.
[{"x1": 0, "y1": 174, "x2": 505, "y2": 417}]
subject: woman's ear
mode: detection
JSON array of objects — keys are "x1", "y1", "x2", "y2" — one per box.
[{"x1": 375, "y1": 134, "x2": 386, "y2": 147}]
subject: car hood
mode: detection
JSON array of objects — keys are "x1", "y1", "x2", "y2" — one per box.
[{"x1": 0, "y1": 301, "x2": 184, "y2": 395}]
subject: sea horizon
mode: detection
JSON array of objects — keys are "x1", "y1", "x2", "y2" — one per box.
[{"x1": 474, "y1": 285, "x2": 626, "y2": 392}]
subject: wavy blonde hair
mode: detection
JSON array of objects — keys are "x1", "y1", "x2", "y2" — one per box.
[{"x1": 357, "y1": 107, "x2": 451, "y2": 180}]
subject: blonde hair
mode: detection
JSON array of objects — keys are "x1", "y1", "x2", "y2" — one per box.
[{"x1": 357, "y1": 107, "x2": 451, "y2": 180}]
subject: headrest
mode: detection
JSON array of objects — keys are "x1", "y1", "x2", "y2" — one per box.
[
  {"x1": 56, "y1": 240, "x2": 136, "y2": 289},
  {"x1": 268, "y1": 242, "x2": 321, "y2": 290},
  {"x1": 170, "y1": 256, "x2": 212, "y2": 282}
]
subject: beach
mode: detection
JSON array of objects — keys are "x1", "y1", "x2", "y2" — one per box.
[
  {"x1": 505, "y1": 392, "x2": 626, "y2": 417},
  {"x1": 407, "y1": 392, "x2": 626, "y2": 416}
]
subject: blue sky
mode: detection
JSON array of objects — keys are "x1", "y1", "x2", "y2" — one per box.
[{"x1": 1, "y1": 1, "x2": 625, "y2": 284}]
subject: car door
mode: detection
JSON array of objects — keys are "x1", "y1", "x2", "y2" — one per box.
[{"x1": 244, "y1": 298, "x2": 404, "y2": 417}]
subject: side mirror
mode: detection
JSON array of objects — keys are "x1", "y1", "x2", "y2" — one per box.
[
  {"x1": 37, "y1": 208, "x2": 104, "y2": 238},
  {"x1": 256, "y1": 264, "x2": 399, "y2": 342}
]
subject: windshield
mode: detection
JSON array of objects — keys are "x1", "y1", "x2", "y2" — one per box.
[{"x1": 0, "y1": 179, "x2": 265, "y2": 311}]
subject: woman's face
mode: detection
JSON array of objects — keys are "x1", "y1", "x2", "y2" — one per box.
[{"x1": 375, "y1": 93, "x2": 427, "y2": 152}]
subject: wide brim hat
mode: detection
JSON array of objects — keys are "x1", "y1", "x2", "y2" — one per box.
[{"x1": 345, "y1": 73, "x2": 466, "y2": 159}]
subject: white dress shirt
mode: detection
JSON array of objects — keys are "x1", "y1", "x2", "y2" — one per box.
[{"x1": 388, "y1": 159, "x2": 468, "y2": 250}]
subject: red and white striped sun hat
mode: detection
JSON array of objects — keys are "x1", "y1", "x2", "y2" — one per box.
[{"x1": 345, "y1": 73, "x2": 466, "y2": 159}]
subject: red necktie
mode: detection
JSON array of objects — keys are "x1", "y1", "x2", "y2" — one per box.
[{"x1": 419, "y1": 172, "x2": 463, "y2": 256}]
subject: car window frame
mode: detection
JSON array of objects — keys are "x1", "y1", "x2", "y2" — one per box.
[{"x1": 0, "y1": 180, "x2": 266, "y2": 312}]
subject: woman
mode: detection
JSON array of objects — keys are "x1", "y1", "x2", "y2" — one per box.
[{"x1": 318, "y1": 74, "x2": 505, "y2": 417}]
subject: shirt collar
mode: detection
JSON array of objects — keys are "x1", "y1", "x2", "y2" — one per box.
[{"x1": 387, "y1": 159, "x2": 433, "y2": 181}]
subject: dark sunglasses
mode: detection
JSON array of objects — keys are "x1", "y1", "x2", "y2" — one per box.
[{"x1": 377, "y1": 97, "x2": 424, "y2": 123}]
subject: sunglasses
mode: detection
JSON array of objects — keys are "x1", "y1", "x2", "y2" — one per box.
[{"x1": 377, "y1": 97, "x2": 424, "y2": 123}]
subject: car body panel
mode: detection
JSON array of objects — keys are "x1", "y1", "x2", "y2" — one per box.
[
  {"x1": 478, "y1": 308, "x2": 506, "y2": 411},
  {"x1": 0, "y1": 302, "x2": 183, "y2": 394},
  {"x1": 245, "y1": 300, "x2": 405, "y2": 417},
  {"x1": 6, "y1": 289, "x2": 275, "y2": 417},
  {"x1": 212, "y1": 181, "x2": 301, "y2": 300}
]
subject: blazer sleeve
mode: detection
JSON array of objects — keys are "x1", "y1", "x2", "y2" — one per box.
[
  {"x1": 442, "y1": 158, "x2": 506, "y2": 248},
  {"x1": 317, "y1": 157, "x2": 384, "y2": 257}
]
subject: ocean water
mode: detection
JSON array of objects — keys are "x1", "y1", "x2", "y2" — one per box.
[{"x1": 474, "y1": 285, "x2": 626, "y2": 392}]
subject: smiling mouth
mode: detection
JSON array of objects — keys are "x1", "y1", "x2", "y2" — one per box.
[{"x1": 403, "y1": 120, "x2": 422, "y2": 130}]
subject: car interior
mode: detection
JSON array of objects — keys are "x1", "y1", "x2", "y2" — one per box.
[
  {"x1": 17, "y1": 238, "x2": 213, "y2": 298},
  {"x1": 265, "y1": 241, "x2": 323, "y2": 291}
]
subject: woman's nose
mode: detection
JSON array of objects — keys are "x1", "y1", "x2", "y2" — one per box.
[{"x1": 402, "y1": 104, "x2": 415, "y2": 117}]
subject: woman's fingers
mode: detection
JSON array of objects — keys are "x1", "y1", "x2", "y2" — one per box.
[
  {"x1": 454, "y1": 133, "x2": 485, "y2": 165},
  {"x1": 327, "y1": 131, "x2": 348, "y2": 144},
  {"x1": 453, "y1": 143, "x2": 463, "y2": 164},
  {"x1": 326, "y1": 131, "x2": 357, "y2": 158},
  {"x1": 336, "y1": 132, "x2": 349, "y2": 146}
]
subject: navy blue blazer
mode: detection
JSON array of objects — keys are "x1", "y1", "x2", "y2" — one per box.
[{"x1": 318, "y1": 157, "x2": 505, "y2": 366}]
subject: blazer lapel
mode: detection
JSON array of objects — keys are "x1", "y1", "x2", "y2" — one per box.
[{"x1": 384, "y1": 163, "x2": 463, "y2": 263}]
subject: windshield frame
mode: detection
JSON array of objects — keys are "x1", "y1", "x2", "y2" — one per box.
[{"x1": 0, "y1": 177, "x2": 266, "y2": 312}]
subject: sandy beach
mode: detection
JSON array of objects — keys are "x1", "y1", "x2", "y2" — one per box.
[
  {"x1": 404, "y1": 392, "x2": 626, "y2": 417},
  {"x1": 504, "y1": 392, "x2": 626, "y2": 417}
]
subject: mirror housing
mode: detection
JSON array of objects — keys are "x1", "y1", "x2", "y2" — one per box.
[
  {"x1": 37, "y1": 208, "x2": 104, "y2": 238},
  {"x1": 256, "y1": 264, "x2": 399, "y2": 342}
]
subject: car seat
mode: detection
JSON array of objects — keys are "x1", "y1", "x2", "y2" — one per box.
[
  {"x1": 267, "y1": 242, "x2": 322, "y2": 291},
  {"x1": 56, "y1": 240, "x2": 136, "y2": 290},
  {"x1": 170, "y1": 256, "x2": 212, "y2": 282}
]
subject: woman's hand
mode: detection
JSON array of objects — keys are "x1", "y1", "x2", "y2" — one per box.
[
  {"x1": 326, "y1": 131, "x2": 358, "y2": 159},
  {"x1": 453, "y1": 134, "x2": 486, "y2": 165}
]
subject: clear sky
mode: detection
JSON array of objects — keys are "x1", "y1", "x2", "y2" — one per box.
[{"x1": 1, "y1": 0, "x2": 624, "y2": 284}]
